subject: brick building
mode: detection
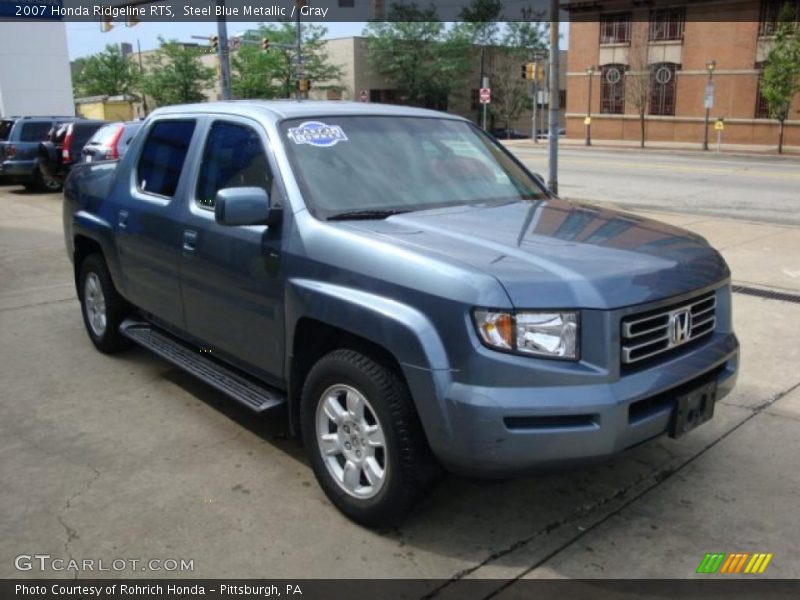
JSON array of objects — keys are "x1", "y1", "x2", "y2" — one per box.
[{"x1": 564, "y1": 0, "x2": 800, "y2": 148}]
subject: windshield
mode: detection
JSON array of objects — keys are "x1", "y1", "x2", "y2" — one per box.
[{"x1": 279, "y1": 116, "x2": 546, "y2": 220}]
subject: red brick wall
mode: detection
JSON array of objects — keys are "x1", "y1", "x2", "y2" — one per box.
[{"x1": 565, "y1": 3, "x2": 800, "y2": 148}]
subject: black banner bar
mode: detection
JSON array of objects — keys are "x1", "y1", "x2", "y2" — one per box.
[
  {"x1": 0, "y1": 0, "x2": 776, "y2": 23},
  {"x1": 3, "y1": 580, "x2": 800, "y2": 600}
]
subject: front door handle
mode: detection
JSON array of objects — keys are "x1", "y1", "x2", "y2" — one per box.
[
  {"x1": 183, "y1": 229, "x2": 198, "y2": 252},
  {"x1": 118, "y1": 210, "x2": 128, "y2": 230}
]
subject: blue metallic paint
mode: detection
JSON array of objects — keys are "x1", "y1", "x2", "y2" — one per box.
[{"x1": 63, "y1": 101, "x2": 739, "y2": 476}]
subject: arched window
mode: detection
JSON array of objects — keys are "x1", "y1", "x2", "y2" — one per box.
[
  {"x1": 600, "y1": 64, "x2": 626, "y2": 114},
  {"x1": 649, "y1": 63, "x2": 678, "y2": 116}
]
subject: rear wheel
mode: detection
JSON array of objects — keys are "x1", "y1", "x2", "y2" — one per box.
[
  {"x1": 78, "y1": 254, "x2": 131, "y2": 353},
  {"x1": 301, "y1": 349, "x2": 440, "y2": 527},
  {"x1": 28, "y1": 164, "x2": 61, "y2": 192}
]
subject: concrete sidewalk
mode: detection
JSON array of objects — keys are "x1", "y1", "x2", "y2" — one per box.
[
  {"x1": 607, "y1": 207, "x2": 800, "y2": 293},
  {"x1": 1, "y1": 186, "x2": 798, "y2": 586},
  {"x1": 504, "y1": 137, "x2": 800, "y2": 160}
]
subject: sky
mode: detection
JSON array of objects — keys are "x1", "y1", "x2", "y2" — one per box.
[
  {"x1": 66, "y1": 21, "x2": 568, "y2": 59},
  {"x1": 67, "y1": 22, "x2": 366, "y2": 58}
]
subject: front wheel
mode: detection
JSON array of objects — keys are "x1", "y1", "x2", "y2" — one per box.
[
  {"x1": 300, "y1": 349, "x2": 439, "y2": 527},
  {"x1": 78, "y1": 254, "x2": 131, "y2": 353}
]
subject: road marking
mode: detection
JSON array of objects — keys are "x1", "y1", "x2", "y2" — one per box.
[{"x1": 527, "y1": 157, "x2": 800, "y2": 180}]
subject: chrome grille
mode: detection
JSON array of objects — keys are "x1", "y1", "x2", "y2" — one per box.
[{"x1": 621, "y1": 292, "x2": 716, "y2": 365}]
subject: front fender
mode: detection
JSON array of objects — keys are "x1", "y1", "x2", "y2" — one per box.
[
  {"x1": 72, "y1": 210, "x2": 124, "y2": 293},
  {"x1": 286, "y1": 278, "x2": 457, "y2": 450}
]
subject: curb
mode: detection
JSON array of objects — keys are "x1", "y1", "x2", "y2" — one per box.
[{"x1": 502, "y1": 140, "x2": 800, "y2": 161}]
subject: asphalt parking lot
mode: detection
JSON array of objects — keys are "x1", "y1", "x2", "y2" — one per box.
[{"x1": 1, "y1": 181, "x2": 799, "y2": 589}]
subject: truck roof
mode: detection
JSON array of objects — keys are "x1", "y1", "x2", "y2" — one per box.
[{"x1": 148, "y1": 100, "x2": 466, "y2": 123}]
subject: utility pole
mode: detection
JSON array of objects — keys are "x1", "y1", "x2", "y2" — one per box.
[
  {"x1": 532, "y1": 51, "x2": 545, "y2": 143},
  {"x1": 585, "y1": 65, "x2": 594, "y2": 146},
  {"x1": 216, "y1": 0, "x2": 231, "y2": 100},
  {"x1": 702, "y1": 60, "x2": 716, "y2": 151},
  {"x1": 478, "y1": 44, "x2": 486, "y2": 125},
  {"x1": 294, "y1": 0, "x2": 303, "y2": 100},
  {"x1": 481, "y1": 76, "x2": 489, "y2": 131},
  {"x1": 547, "y1": 0, "x2": 559, "y2": 194},
  {"x1": 532, "y1": 76, "x2": 538, "y2": 143},
  {"x1": 136, "y1": 39, "x2": 148, "y2": 117}
]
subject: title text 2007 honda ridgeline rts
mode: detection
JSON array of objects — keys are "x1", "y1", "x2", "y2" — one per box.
[{"x1": 63, "y1": 102, "x2": 738, "y2": 526}]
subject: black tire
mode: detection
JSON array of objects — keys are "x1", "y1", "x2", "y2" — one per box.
[
  {"x1": 27, "y1": 165, "x2": 61, "y2": 193},
  {"x1": 300, "y1": 349, "x2": 440, "y2": 527},
  {"x1": 78, "y1": 254, "x2": 132, "y2": 353}
]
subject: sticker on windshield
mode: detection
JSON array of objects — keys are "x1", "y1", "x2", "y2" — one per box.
[{"x1": 287, "y1": 121, "x2": 348, "y2": 147}]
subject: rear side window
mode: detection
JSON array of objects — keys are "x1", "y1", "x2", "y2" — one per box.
[
  {"x1": 0, "y1": 120, "x2": 13, "y2": 141},
  {"x1": 19, "y1": 122, "x2": 52, "y2": 142},
  {"x1": 137, "y1": 120, "x2": 196, "y2": 198},
  {"x1": 72, "y1": 123, "x2": 107, "y2": 150},
  {"x1": 196, "y1": 121, "x2": 272, "y2": 209},
  {"x1": 87, "y1": 124, "x2": 119, "y2": 146}
]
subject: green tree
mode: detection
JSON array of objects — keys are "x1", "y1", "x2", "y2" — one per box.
[
  {"x1": 625, "y1": 22, "x2": 653, "y2": 148},
  {"x1": 72, "y1": 44, "x2": 138, "y2": 98},
  {"x1": 231, "y1": 23, "x2": 343, "y2": 99},
  {"x1": 140, "y1": 38, "x2": 216, "y2": 107},
  {"x1": 454, "y1": 0, "x2": 503, "y2": 122},
  {"x1": 453, "y1": 1, "x2": 548, "y2": 132},
  {"x1": 363, "y1": 4, "x2": 471, "y2": 108},
  {"x1": 491, "y1": 11, "x2": 548, "y2": 132},
  {"x1": 761, "y1": 3, "x2": 800, "y2": 153}
]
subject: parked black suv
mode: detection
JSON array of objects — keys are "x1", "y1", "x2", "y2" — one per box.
[
  {"x1": 0, "y1": 116, "x2": 80, "y2": 190},
  {"x1": 38, "y1": 120, "x2": 109, "y2": 190}
]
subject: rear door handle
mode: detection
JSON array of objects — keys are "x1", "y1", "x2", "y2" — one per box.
[
  {"x1": 183, "y1": 229, "x2": 198, "y2": 252},
  {"x1": 118, "y1": 210, "x2": 128, "y2": 229}
]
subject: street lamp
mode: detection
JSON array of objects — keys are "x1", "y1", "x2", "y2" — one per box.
[
  {"x1": 585, "y1": 66, "x2": 595, "y2": 146},
  {"x1": 703, "y1": 59, "x2": 716, "y2": 151}
]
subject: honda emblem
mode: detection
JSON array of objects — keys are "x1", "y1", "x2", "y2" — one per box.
[{"x1": 670, "y1": 309, "x2": 691, "y2": 345}]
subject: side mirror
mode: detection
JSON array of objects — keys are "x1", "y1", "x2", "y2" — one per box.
[{"x1": 214, "y1": 187, "x2": 282, "y2": 227}]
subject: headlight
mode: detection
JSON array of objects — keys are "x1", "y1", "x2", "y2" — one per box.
[{"x1": 473, "y1": 309, "x2": 579, "y2": 360}]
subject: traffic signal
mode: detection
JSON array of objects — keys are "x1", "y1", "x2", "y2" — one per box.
[
  {"x1": 125, "y1": 14, "x2": 139, "y2": 27},
  {"x1": 520, "y1": 64, "x2": 526, "y2": 79},
  {"x1": 298, "y1": 78, "x2": 311, "y2": 93},
  {"x1": 261, "y1": 37, "x2": 270, "y2": 51},
  {"x1": 101, "y1": 15, "x2": 113, "y2": 33},
  {"x1": 210, "y1": 35, "x2": 219, "y2": 52},
  {"x1": 525, "y1": 63, "x2": 536, "y2": 80}
]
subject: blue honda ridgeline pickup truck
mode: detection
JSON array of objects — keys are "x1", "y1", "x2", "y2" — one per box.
[{"x1": 63, "y1": 101, "x2": 739, "y2": 526}]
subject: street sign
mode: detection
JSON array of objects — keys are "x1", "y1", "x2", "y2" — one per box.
[
  {"x1": 584, "y1": 116, "x2": 591, "y2": 125},
  {"x1": 704, "y1": 81, "x2": 714, "y2": 109},
  {"x1": 715, "y1": 119, "x2": 725, "y2": 131},
  {"x1": 479, "y1": 87, "x2": 491, "y2": 104},
  {"x1": 359, "y1": 89, "x2": 368, "y2": 102}
]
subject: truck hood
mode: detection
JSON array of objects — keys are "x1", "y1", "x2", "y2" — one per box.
[{"x1": 341, "y1": 199, "x2": 729, "y2": 309}]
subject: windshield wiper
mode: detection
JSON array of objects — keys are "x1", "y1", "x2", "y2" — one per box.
[{"x1": 327, "y1": 209, "x2": 409, "y2": 221}]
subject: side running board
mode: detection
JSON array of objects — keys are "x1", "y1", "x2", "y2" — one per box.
[{"x1": 120, "y1": 319, "x2": 286, "y2": 413}]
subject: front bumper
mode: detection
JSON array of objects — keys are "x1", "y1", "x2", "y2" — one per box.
[
  {"x1": 435, "y1": 330, "x2": 738, "y2": 476},
  {"x1": 422, "y1": 285, "x2": 739, "y2": 477}
]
